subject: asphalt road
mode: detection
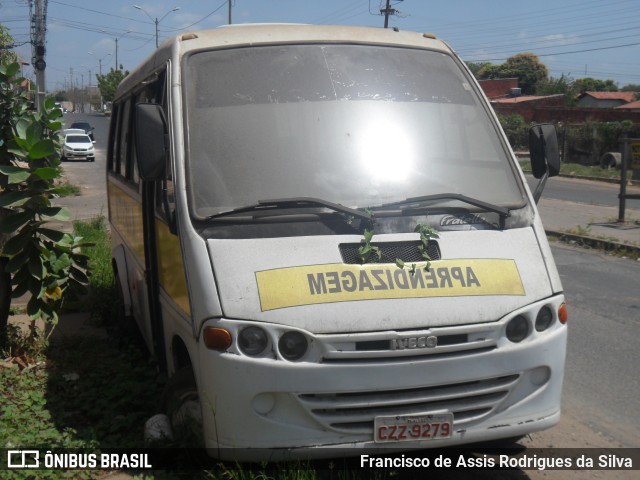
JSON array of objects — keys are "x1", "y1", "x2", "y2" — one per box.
[
  {"x1": 539, "y1": 176, "x2": 640, "y2": 212},
  {"x1": 551, "y1": 243, "x2": 639, "y2": 448}
]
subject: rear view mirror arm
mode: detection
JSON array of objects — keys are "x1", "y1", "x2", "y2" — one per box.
[{"x1": 532, "y1": 169, "x2": 548, "y2": 204}]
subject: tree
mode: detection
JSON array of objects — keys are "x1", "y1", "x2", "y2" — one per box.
[
  {"x1": 0, "y1": 61, "x2": 89, "y2": 349},
  {"x1": 497, "y1": 113, "x2": 529, "y2": 149},
  {"x1": 497, "y1": 53, "x2": 548, "y2": 95},
  {"x1": 0, "y1": 25, "x2": 18, "y2": 65},
  {"x1": 96, "y1": 67, "x2": 129, "y2": 104},
  {"x1": 471, "y1": 53, "x2": 549, "y2": 95},
  {"x1": 573, "y1": 77, "x2": 618, "y2": 94},
  {"x1": 477, "y1": 63, "x2": 502, "y2": 80},
  {"x1": 465, "y1": 61, "x2": 492, "y2": 78},
  {"x1": 535, "y1": 74, "x2": 577, "y2": 105},
  {"x1": 620, "y1": 84, "x2": 640, "y2": 93}
]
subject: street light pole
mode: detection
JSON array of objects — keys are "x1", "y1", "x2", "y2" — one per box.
[
  {"x1": 88, "y1": 52, "x2": 111, "y2": 77},
  {"x1": 88, "y1": 52, "x2": 111, "y2": 112},
  {"x1": 101, "y1": 30, "x2": 131, "y2": 71},
  {"x1": 134, "y1": 5, "x2": 180, "y2": 48},
  {"x1": 115, "y1": 31, "x2": 130, "y2": 70}
]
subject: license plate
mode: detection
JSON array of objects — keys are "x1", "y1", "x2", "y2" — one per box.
[{"x1": 374, "y1": 412, "x2": 453, "y2": 443}]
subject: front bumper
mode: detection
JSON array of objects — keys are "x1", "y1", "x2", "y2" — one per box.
[
  {"x1": 63, "y1": 150, "x2": 94, "y2": 159},
  {"x1": 196, "y1": 298, "x2": 566, "y2": 460}
]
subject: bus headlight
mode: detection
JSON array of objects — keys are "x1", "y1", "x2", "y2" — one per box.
[
  {"x1": 535, "y1": 306, "x2": 554, "y2": 332},
  {"x1": 239, "y1": 326, "x2": 269, "y2": 356},
  {"x1": 278, "y1": 331, "x2": 308, "y2": 361},
  {"x1": 506, "y1": 315, "x2": 530, "y2": 343}
]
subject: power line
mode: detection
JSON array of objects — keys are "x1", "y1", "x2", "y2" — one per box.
[
  {"x1": 155, "y1": 1, "x2": 229, "y2": 32},
  {"x1": 466, "y1": 41, "x2": 640, "y2": 63},
  {"x1": 49, "y1": 0, "x2": 149, "y2": 25},
  {"x1": 460, "y1": 32, "x2": 640, "y2": 58},
  {"x1": 312, "y1": 0, "x2": 369, "y2": 24}
]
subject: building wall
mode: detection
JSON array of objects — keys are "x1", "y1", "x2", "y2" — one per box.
[
  {"x1": 492, "y1": 103, "x2": 640, "y2": 125},
  {"x1": 576, "y1": 97, "x2": 627, "y2": 108},
  {"x1": 478, "y1": 78, "x2": 519, "y2": 99}
]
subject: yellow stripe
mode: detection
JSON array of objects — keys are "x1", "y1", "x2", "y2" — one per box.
[
  {"x1": 156, "y1": 219, "x2": 190, "y2": 315},
  {"x1": 108, "y1": 182, "x2": 145, "y2": 260},
  {"x1": 256, "y1": 259, "x2": 524, "y2": 311},
  {"x1": 108, "y1": 180, "x2": 190, "y2": 315}
]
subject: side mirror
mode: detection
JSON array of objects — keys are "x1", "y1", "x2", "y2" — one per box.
[
  {"x1": 135, "y1": 103, "x2": 167, "y2": 181},
  {"x1": 529, "y1": 124, "x2": 560, "y2": 203},
  {"x1": 529, "y1": 124, "x2": 560, "y2": 179}
]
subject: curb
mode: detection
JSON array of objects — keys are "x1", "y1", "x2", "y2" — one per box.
[{"x1": 545, "y1": 229, "x2": 640, "y2": 258}]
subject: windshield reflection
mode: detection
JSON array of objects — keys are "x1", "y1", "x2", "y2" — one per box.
[{"x1": 185, "y1": 44, "x2": 524, "y2": 219}]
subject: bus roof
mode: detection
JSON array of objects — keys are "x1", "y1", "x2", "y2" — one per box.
[{"x1": 115, "y1": 24, "x2": 451, "y2": 99}]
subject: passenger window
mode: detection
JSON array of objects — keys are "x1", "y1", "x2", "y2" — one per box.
[
  {"x1": 107, "y1": 104, "x2": 119, "y2": 173},
  {"x1": 117, "y1": 99, "x2": 131, "y2": 178}
]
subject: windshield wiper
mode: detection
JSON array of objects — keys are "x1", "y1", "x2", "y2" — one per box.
[
  {"x1": 370, "y1": 193, "x2": 510, "y2": 225},
  {"x1": 205, "y1": 197, "x2": 373, "y2": 222}
]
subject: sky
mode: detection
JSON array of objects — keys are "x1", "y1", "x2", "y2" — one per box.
[{"x1": 2, "y1": 0, "x2": 640, "y2": 92}]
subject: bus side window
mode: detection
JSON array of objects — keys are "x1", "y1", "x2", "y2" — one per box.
[
  {"x1": 148, "y1": 71, "x2": 176, "y2": 232},
  {"x1": 107, "y1": 104, "x2": 119, "y2": 173},
  {"x1": 117, "y1": 99, "x2": 132, "y2": 178}
]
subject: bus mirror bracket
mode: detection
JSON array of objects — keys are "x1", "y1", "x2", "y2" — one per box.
[
  {"x1": 135, "y1": 103, "x2": 168, "y2": 181},
  {"x1": 529, "y1": 123, "x2": 560, "y2": 203}
]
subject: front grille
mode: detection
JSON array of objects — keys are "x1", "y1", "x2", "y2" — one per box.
[
  {"x1": 339, "y1": 240, "x2": 441, "y2": 264},
  {"x1": 296, "y1": 374, "x2": 520, "y2": 434},
  {"x1": 318, "y1": 322, "x2": 499, "y2": 363}
]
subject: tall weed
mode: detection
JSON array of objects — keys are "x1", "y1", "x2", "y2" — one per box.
[{"x1": 72, "y1": 216, "x2": 116, "y2": 324}]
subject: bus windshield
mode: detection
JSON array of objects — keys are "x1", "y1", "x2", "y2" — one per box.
[{"x1": 184, "y1": 44, "x2": 525, "y2": 219}]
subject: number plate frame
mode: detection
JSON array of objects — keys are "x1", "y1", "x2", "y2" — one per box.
[{"x1": 374, "y1": 412, "x2": 453, "y2": 443}]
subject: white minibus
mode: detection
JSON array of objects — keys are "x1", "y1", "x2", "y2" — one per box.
[{"x1": 107, "y1": 24, "x2": 567, "y2": 460}]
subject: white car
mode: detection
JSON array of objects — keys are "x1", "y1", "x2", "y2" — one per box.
[{"x1": 62, "y1": 133, "x2": 95, "y2": 161}]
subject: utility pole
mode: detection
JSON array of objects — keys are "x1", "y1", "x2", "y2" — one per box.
[
  {"x1": 380, "y1": 0, "x2": 403, "y2": 29},
  {"x1": 31, "y1": 0, "x2": 49, "y2": 112},
  {"x1": 228, "y1": 0, "x2": 232, "y2": 25},
  {"x1": 134, "y1": 6, "x2": 180, "y2": 48}
]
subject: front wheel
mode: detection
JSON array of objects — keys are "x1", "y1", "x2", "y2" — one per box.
[{"x1": 162, "y1": 368, "x2": 204, "y2": 448}]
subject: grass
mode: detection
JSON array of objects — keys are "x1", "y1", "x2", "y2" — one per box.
[
  {"x1": 0, "y1": 216, "x2": 163, "y2": 479},
  {"x1": 72, "y1": 216, "x2": 117, "y2": 323},
  {"x1": 56, "y1": 182, "x2": 82, "y2": 197},
  {"x1": 1, "y1": 217, "x2": 397, "y2": 479}
]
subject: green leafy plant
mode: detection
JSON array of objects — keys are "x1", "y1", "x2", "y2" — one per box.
[
  {"x1": 396, "y1": 223, "x2": 440, "y2": 274},
  {"x1": 358, "y1": 228, "x2": 381, "y2": 264},
  {"x1": 0, "y1": 61, "x2": 90, "y2": 348},
  {"x1": 415, "y1": 223, "x2": 440, "y2": 270}
]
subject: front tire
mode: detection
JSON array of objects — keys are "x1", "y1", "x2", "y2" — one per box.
[{"x1": 162, "y1": 368, "x2": 204, "y2": 448}]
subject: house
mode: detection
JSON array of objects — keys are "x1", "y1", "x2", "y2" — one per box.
[
  {"x1": 576, "y1": 91, "x2": 636, "y2": 108},
  {"x1": 478, "y1": 78, "x2": 519, "y2": 100},
  {"x1": 490, "y1": 94, "x2": 565, "y2": 107},
  {"x1": 478, "y1": 78, "x2": 565, "y2": 107},
  {"x1": 614, "y1": 99, "x2": 640, "y2": 111}
]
